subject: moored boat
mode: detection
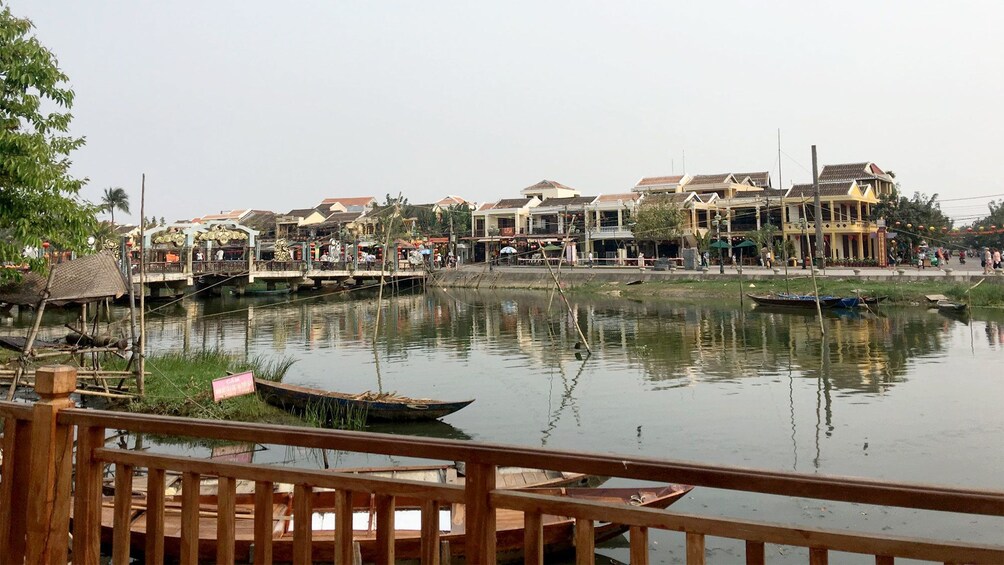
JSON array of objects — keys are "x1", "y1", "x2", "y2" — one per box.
[
  {"x1": 98, "y1": 484, "x2": 692, "y2": 563},
  {"x1": 748, "y1": 294, "x2": 842, "y2": 309},
  {"x1": 255, "y1": 378, "x2": 474, "y2": 422}
]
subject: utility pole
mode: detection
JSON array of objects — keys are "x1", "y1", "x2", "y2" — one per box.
[{"x1": 811, "y1": 145, "x2": 825, "y2": 269}]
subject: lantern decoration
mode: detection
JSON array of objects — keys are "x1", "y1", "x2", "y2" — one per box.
[
  {"x1": 906, "y1": 223, "x2": 913, "y2": 229},
  {"x1": 992, "y1": 225, "x2": 998, "y2": 231},
  {"x1": 895, "y1": 220, "x2": 901, "y2": 226},
  {"x1": 979, "y1": 226, "x2": 986, "y2": 232},
  {"x1": 941, "y1": 227, "x2": 948, "y2": 233},
  {"x1": 929, "y1": 226, "x2": 935, "y2": 232},
  {"x1": 126, "y1": 240, "x2": 133, "y2": 247},
  {"x1": 967, "y1": 227, "x2": 974, "y2": 232},
  {"x1": 42, "y1": 241, "x2": 50, "y2": 249},
  {"x1": 918, "y1": 225, "x2": 924, "y2": 230}
]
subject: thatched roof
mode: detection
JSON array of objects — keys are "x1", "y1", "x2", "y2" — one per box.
[{"x1": 0, "y1": 252, "x2": 128, "y2": 306}]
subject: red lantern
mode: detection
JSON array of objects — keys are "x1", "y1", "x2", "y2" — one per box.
[
  {"x1": 126, "y1": 240, "x2": 133, "y2": 247},
  {"x1": 967, "y1": 227, "x2": 973, "y2": 232},
  {"x1": 992, "y1": 225, "x2": 998, "y2": 230},
  {"x1": 918, "y1": 225, "x2": 924, "y2": 230},
  {"x1": 42, "y1": 241, "x2": 50, "y2": 249}
]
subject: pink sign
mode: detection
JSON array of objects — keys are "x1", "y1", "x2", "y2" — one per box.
[{"x1": 212, "y1": 372, "x2": 256, "y2": 402}]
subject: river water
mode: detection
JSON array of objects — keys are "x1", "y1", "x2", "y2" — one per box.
[{"x1": 6, "y1": 288, "x2": 1003, "y2": 563}]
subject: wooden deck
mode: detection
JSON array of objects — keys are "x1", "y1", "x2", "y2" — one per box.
[{"x1": 2, "y1": 365, "x2": 1003, "y2": 564}]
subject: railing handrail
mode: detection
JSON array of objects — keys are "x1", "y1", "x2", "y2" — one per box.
[{"x1": 56, "y1": 406, "x2": 1004, "y2": 516}]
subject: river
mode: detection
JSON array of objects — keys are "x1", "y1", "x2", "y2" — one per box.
[{"x1": 5, "y1": 287, "x2": 1003, "y2": 563}]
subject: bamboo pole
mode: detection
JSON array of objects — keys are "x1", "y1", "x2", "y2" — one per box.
[
  {"x1": 802, "y1": 203, "x2": 826, "y2": 336},
  {"x1": 6, "y1": 267, "x2": 56, "y2": 400},
  {"x1": 541, "y1": 249, "x2": 591, "y2": 353},
  {"x1": 138, "y1": 173, "x2": 147, "y2": 396}
]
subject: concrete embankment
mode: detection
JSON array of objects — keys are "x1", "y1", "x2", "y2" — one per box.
[{"x1": 429, "y1": 266, "x2": 1002, "y2": 290}]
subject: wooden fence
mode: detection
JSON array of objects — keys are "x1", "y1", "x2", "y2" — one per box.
[{"x1": 1, "y1": 365, "x2": 1002, "y2": 564}]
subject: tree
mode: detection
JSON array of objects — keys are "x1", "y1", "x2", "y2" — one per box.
[
  {"x1": 101, "y1": 186, "x2": 130, "y2": 225},
  {"x1": 871, "y1": 187, "x2": 953, "y2": 261},
  {"x1": 631, "y1": 194, "x2": 684, "y2": 258},
  {"x1": 0, "y1": 5, "x2": 94, "y2": 278},
  {"x1": 963, "y1": 199, "x2": 1004, "y2": 250}
]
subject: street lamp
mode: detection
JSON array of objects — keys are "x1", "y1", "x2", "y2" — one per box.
[{"x1": 711, "y1": 212, "x2": 726, "y2": 274}]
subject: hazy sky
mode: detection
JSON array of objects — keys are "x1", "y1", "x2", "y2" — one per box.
[{"x1": 16, "y1": 1, "x2": 1004, "y2": 224}]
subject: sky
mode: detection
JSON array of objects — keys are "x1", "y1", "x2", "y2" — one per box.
[{"x1": 14, "y1": 1, "x2": 1004, "y2": 225}]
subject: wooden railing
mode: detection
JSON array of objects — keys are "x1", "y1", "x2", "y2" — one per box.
[{"x1": 1, "y1": 366, "x2": 1002, "y2": 564}]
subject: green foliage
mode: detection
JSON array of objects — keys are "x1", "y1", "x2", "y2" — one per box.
[
  {"x1": 963, "y1": 199, "x2": 1004, "y2": 249},
  {"x1": 1, "y1": 5, "x2": 95, "y2": 278},
  {"x1": 872, "y1": 187, "x2": 952, "y2": 258},
  {"x1": 100, "y1": 186, "x2": 129, "y2": 225},
  {"x1": 631, "y1": 194, "x2": 684, "y2": 256}
]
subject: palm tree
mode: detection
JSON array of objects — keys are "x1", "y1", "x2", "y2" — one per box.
[{"x1": 101, "y1": 187, "x2": 130, "y2": 225}]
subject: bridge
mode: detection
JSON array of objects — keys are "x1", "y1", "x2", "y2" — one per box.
[
  {"x1": 2, "y1": 366, "x2": 1002, "y2": 564},
  {"x1": 134, "y1": 258, "x2": 427, "y2": 298}
]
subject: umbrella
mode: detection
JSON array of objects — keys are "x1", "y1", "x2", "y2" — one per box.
[
  {"x1": 709, "y1": 240, "x2": 731, "y2": 249},
  {"x1": 542, "y1": 244, "x2": 563, "y2": 252},
  {"x1": 419, "y1": 248, "x2": 432, "y2": 255},
  {"x1": 734, "y1": 240, "x2": 757, "y2": 249},
  {"x1": 500, "y1": 246, "x2": 517, "y2": 254}
]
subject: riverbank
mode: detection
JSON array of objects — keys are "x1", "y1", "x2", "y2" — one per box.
[{"x1": 432, "y1": 266, "x2": 1004, "y2": 306}]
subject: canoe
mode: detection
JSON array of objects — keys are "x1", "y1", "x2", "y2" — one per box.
[
  {"x1": 99, "y1": 484, "x2": 692, "y2": 563},
  {"x1": 748, "y1": 294, "x2": 843, "y2": 309},
  {"x1": 936, "y1": 300, "x2": 967, "y2": 312},
  {"x1": 255, "y1": 379, "x2": 474, "y2": 422}
]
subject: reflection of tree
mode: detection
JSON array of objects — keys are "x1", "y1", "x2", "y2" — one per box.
[{"x1": 140, "y1": 288, "x2": 952, "y2": 402}]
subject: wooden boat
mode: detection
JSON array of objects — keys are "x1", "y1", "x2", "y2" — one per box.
[
  {"x1": 255, "y1": 379, "x2": 474, "y2": 422},
  {"x1": 748, "y1": 294, "x2": 843, "y2": 309},
  {"x1": 935, "y1": 300, "x2": 967, "y2": 312},
  {"x1": 98, "y1": 484, "x2": 691, "y2": 563}
]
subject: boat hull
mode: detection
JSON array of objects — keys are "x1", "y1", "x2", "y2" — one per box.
[{"x1": 255, "y1": 379, "x2": 474, "y2": 422}]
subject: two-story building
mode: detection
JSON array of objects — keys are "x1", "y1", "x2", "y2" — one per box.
[{"x1": 783, "y1": 180, "x2": 880, "y2": 263}]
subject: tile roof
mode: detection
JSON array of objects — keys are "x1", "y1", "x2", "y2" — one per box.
[
  {"x1": 477, "y1": 202, "x2": 497, "y2": 211},
  {"x1": 198, "y1": 209, "x2": 248, "y2": 222},
  {"x1": 818, "y1": 163, "x2": 891, "y2": 182},
  {"x1": 596, "y1": 193, "x2": 641, "y2": 202},
  {"x1": 787, "y1": 181, "x2": 856, "y2": 198},
  {"x1": 319, "y1": 196, "x2": 376, "y2": 207},
  {"x1": 286, "y1": 208, "x2": 319, "y2": 218},
  {"x1": 733, "y1": 172, "x2": 771, "y2": 187},
  {"x1": 685, "y1": 173, "x2": 735, "y2": 185},
  {"x1": 435, "y1": 195, "x2": 468, "y2": 206},
  {"x1": 325, "y1": 211, "x2": 363, "y2": 223},
  {"x1": 537, "y1": 196, "x2": 597, "y2": 207},
  {"x1": 495, "y1": 197, "x2": 536, "y2": 209},
  {"x1": 635, "y1": 175, "x2": 685, "y2": 187},
  {"x1": 522, "y1": 179, "x2": 576, "y2": 192}
]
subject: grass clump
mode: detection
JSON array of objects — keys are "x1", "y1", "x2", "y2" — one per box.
[{"x1": 118, "y1": 349, "x2": 299, "y2": 423}]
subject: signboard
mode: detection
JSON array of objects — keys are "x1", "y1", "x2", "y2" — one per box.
[
  {"x1": 210, "y1": 443, "x2": 256, "y2": 464},
  {"x1": 212, "y1": 371, "x2": 255, "y2": 402}
]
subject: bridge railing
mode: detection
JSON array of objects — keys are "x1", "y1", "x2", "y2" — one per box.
[{"x1": 1, "y1": 366, "x2": 1002, "y2": 564}]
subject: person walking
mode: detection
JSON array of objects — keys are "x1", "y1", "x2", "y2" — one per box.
[
  {"x1": 994, "y1": 248, "x2": 1002, "y2": 271},
  {"x1": 983, "y1": 247, "x2": 992, "y2": 274}
]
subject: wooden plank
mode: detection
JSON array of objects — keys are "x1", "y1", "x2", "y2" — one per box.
[
  {"x1": 71, "y1": 425, "x2": 105, "y2": 565},
  {"x1": 93, "y1": 447, "x2": 464, "y2": 504},
  {"x1": 293, "y1": 483, "x2": 313, "y2": 565},
  {"x1": 63, "y1": 408, "x2": 1004, "y2": 517},
  {"x1": 687, "y1": 532, "x2": 706, "y2": 565},
  {"x1": 420, "y1": 499, "x2": 440, "y2": 565},
  {"x1": 464, "y1": 462, "x2": 497, "y2": 565},
  {"x1": 335, "y1": 490, "x2": 354, "y2": 565},
  {"x1": 375, "y1": 494, "x2": 396, "y2": 564},
  {"x1": 0, "y1": 418, "x2": 30, "y2": 563},
  {"x1": 145, "y1": 467, "x2": 166, "y2": 565},
  {"x1": 629, "y1": 525, "x2": 649, "y2": 565},
  {"x1": 112, "y1": 464, "x2": 134, "y2": 565},
  {"x1": 216, "y1": 475, "x2": 237, "y2": 565},
  {"x1": 180, "y1": 472, "x2": 201, "y2": 565},
  {"x1": 524, "y1": 511, "x2": 544, "y2": 565},
  {"x1": 745, "y1": 540, "x2": 765, "y2": 565},
  {"x1": 810, "y1": 547, "x2": 828, "y2": 565},
  {"x1": 491, "y1": 490, "x2": 1004, "y2": 563},
  {"x1": 25, "y1": 367, "x2": 76, "y2": 565},
  {"x1": 253, "y1": 480, "x2": 274, "y2": 565},
  {"x1": 575, "y1": 517, "x2": 595, "y2": 565}
]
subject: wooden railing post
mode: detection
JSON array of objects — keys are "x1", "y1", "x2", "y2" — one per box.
[
  {"x1": 0, "y1": 412, "x2": 31, "y2": 562},
  {"x1": 464, "y1": 462, "x2": 497, "y2": 565},
  {"x1": 25, "y1": 365, "x2": 77, "y2": 564},
  {"x1": 73, "y1": 424, "x2": 106, "y2": 565}
]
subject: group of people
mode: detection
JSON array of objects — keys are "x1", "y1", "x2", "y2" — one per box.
[{"x1": 193, "y1": 249, "x2": 226, "y2": 261}]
